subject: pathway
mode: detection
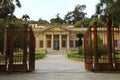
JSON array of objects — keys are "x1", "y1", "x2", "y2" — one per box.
[
  {"x1": 35, "y1": 54, "x2": 85, "y2": 73},
  {"x1": 0, "y1": 54, "x2": 120, "y2": 80}
]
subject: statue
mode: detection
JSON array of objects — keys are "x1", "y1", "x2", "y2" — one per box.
[{"x1": 22, "y1": 14, "x2": 30, "y2": 24}]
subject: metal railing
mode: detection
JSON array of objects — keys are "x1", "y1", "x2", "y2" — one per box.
[
  {"x1": 84, "y1": 22, "x2": 120, "y2": 71},
  {"x1": 0, "y1": 24, "x2": 35, "y2": 72}
]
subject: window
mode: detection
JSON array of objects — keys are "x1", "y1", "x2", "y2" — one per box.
[
  {"x1": 62, "y1": 40, "x2": 66, "y2": 47},
  {"x1": 47, "y1": 40, "x2": 51, "y2": 47},
  {"x1": 40, "y1": 40, "x2": 43, "y2": 48},
  {"x1": 75, "y1": 40, "x2": 79, "y2": 47},
  {"x1": 70, "y1": 40, "x2": 73, "y2": 48}
]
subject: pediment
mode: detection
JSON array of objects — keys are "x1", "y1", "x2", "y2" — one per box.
[{"x1": 44, "y1": 26, "x2": 69, "y2": 32}]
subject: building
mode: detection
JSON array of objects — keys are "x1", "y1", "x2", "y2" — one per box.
[{"x1": 31, "y1": 24, "x2": 87, "y2": 53}]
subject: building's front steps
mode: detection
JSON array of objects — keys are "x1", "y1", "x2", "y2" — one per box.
[{"x1": 46, "y1": 50, "x2": 66, "y2": 54}]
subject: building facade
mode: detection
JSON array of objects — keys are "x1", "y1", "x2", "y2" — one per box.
[{"x1": 31, "y1": 24, "x2": 87, "y2": 53}]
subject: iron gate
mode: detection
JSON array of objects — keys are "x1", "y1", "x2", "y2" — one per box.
[
  {"x1": 0, "y1": 24, "x2": 35, "y2": 72},
  {"x1": 84, "y1": 22, "x2": 120, "y2": 71},
  {"x1": 84, "y1": 27, "x2": 93, "y2": 70}
]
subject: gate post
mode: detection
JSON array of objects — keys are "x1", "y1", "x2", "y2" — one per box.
[
  {"x1": 107, "y1": 21, "x2": 112, "y2": 63},
  {"x1": 93, "y1": 21, "x2": 101, "y2": 71},
  {"x1": 93, "y1": 22, "x2": 98, "y2": 63},
  {"x1": 29, "y1": 28, "x2": 35, "y2": 71},
  {"x1": 106, "y1": 20, "x2": 114, "y2": 70},
  {"x1": 23, "y1": 24, "x2": 28, "y2": 64},
  {"x1": 8, "y1": 23, "x2": 14, "y2": 67}
]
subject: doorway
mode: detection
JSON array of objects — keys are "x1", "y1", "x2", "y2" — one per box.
[{"x1": 54, "y1": 40, "x2": 59, "y2": 50}]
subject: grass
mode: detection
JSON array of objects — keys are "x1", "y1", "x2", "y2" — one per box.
[{"x1": 67, "y1": 53, "x2": 84, "y2": 61}]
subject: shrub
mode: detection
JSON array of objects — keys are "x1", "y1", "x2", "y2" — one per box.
[
  {"x1": 35, "y1": 53, "x2": 46, "y2": 60},
  {"x1": 78, "y1": 46, "x2": 84, "y2": 55},
  {"x1": 67, "y1": 53, "x2": 84, "y2": 61}
]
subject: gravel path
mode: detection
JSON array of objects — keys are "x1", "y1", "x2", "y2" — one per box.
[{"x1": 0, "y1": 54, "x2": 120, "y2": 80}]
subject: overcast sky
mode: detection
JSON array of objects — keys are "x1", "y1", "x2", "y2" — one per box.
[{"x1": 14, "y1": 0, "x2": 99, "y2": 21}]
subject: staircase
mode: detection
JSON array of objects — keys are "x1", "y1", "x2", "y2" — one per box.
[{"x1": 46, "y1": 50, "x2": 66, "y2": 54}]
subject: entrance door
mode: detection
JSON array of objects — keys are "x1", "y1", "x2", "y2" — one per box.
[{"x1": 54, "y1": 40, "x2": 59, "y2": 50}]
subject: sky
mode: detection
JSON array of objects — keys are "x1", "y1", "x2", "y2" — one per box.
[{"x1": 14, "y1": 0, "x2": 100, "y2": 21}]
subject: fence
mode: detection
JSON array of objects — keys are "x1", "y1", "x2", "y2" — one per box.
[
  {"x1": 0, "y1": 24, "x2": 35, "y2": 72},
  {"x1": 84, "y1": 22, "x2": 120, "y2": 71}
]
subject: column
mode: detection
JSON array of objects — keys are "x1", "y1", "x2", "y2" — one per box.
[
  {"x1": 67, "y1": 34, "x2": 70, "y2": 51},
  {"x1": 44, "y1": 34, "x2": 46, "y2": 50},
  {"x1": 51, "y1": 34, "x2": 54, "y2": 50},
  {"x1": 36, "y1": 38, "x2": 39, "y2": 49},
  {"x1": 59, "y1": 34, "x2": 62, "y2": 50}
]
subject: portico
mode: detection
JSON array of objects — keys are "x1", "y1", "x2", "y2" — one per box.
[
  {"x1": 32, "y1": 24, "x2": 86, "y2": 53},
  {"x1": 43, "y1": 33, "x2": 69, "y2": 51}
]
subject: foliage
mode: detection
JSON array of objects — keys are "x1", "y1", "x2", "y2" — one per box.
[
  {"x1": 78, "y1": 46, "x2": 84, "y2": 55},
  {"x1": 92, "y1": 35, "x2": 107, "y2": 57},
  {"x1": 50, "y1": 13, "x2": 64, "y2": 24},
  {"x1": 0, "y1": 19, "x2": 27, "y2": 51},
  {"x1": 38, "y1": 18, "x2": 49, "y2": 24},
  {"x1": 95, "y1": 0, "x2": 120, "y2": 26},
  {"x1": 0, "y1": 19, "x2": 4, "y2": 27},
  {"x1": 97, "y1": 35, "x2": 103, "y2": 45},
  {"x1": 72, "y1": 4, "x2": 86, "y2": 23},
  {"x1": 64, "y1": 11, "x2": 73, "y2": 24},
  {"x1": 35, "y1": 53, "x2": 46, "y2": 60},
  {"x1": 64, "y1": 4, "x2": 87, "y2": 24},
  {"x1": 13, "y1": 27, "x2": 24, "y2": 50},
  {"x1": 67, "y1": 53, "x2": 84, "y2": 61},
  {"x1": 74, "y1": 21, "x2": 84, "y2": 28},
  {"x1": 0, "y1": 27, "x2": 4, "y2": 53},
  {"x1": 0, "y1": 0, "x2": 21, "y2": 17},
  {"x1": 97, "y1": 45, "x2": 107, "y2": 57},
  {"x1": 110, "y1": 0, "x2": 120, "y2": 26},
  {"x1": 74, "y1": 18, "x2": 90, "y2": 28},
  {"x1": 76, "y1": 33, "x2": 83, "y2": 46},
  {"x1": 97, "y1": 35, "x2": 107, "y2": 57},
  {"x1": 28, "y1": 20, "x2": 39, "y2": 24},
  {"x1": 89, "y1": 18, "x2": 106, "y2": 27}
]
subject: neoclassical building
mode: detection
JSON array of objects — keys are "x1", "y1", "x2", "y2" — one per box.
[{"x1": 31, "y1": 24, "x2": 87, "y2": 53}]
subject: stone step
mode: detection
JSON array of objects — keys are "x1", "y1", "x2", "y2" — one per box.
[{"x1": 46, "y1": 50, "x2": 66, "y2": 54}]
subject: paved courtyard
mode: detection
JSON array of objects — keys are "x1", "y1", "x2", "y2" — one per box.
[{"x1": 0, "y1": 54, "x2": 120, "y2": 80}]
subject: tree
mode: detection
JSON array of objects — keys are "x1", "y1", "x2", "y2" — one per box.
[
  {"x1": 64, "y1": 4, "x2": 86, "y2": 24},
  {"x1": 72, "y1": 4, "x2": 86, "y2": 23},
  {"x1": 0, "y1": 0, "x2": 21, "y2": 22},
  {"x1": 64, "y1": 11, "x2": 73, "y2": 24},
  {"x1": 76, "y1": 33, "x2": 84, "y2": 55},
  {"x1": 38, "y1": 18, "x2": 49, "y2": 24},
  {"x1": 95, "y1": 0, "x2": 120, "y2": 26},
  {"x1": 0, "y1": 0, "x2": 21, "y2": 54},
  {"x1": 76, "y1": 33, "x2": 83, "y2": 47},
  {"x1": 110, "y1": 0, "x2": 120, "y2": 26},
  {"x1": 50, "y1": 13, "x2": 64, "y2": 24},
  {"x1": 74, "y1": 18, "x2": 91, "y2": 28}
]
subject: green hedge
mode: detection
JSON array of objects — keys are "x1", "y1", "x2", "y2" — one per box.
[
  {"x1": 35, "y1": 53, "x2": 46, "y2": 60},
  {"x1": 67, "y1": 53, "x2": 84, "y2": 61}
]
